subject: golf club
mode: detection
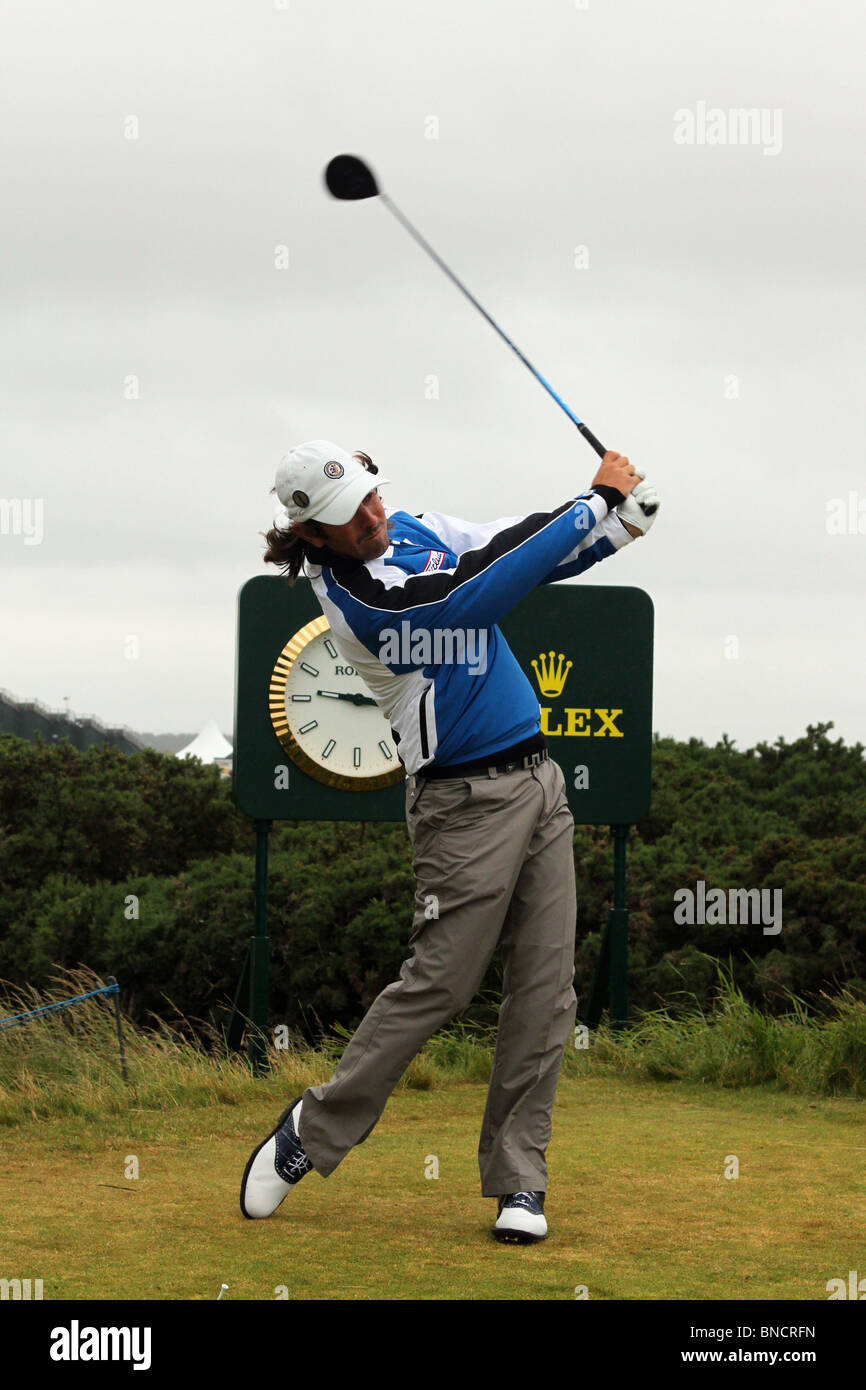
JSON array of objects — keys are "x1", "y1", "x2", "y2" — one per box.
[{"x1": 324, "y1": 152, "x2": 610, "y2": 461}]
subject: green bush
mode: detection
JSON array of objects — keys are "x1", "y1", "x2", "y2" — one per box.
[{"x1": 0, "y1": 721, "x2": 864, "y2": 1037}]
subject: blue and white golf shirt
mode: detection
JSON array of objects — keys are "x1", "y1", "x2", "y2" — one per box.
[{"x1": 303, "y1": 491, "x2": 634, "y2": 775}]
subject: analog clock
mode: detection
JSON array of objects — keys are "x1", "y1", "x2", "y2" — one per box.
[{"x1": 268, "y1": 616, "x2": 405, "y2": 791}]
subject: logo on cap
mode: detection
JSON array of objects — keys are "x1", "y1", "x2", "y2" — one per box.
[
  {"x1": 323, "y1": 460, "x2": 344, "y2": 479},
  {"x1": 292, "y1": 490, "x2": 310, "y2": 509}
]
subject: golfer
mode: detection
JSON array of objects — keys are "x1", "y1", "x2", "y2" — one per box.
[{"x1": 241, "y1": 440, "x2": 659, "y2": 1242}]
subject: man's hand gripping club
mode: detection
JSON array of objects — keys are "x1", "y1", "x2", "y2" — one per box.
[{"x1": 591, "y1": 451, "x2": 660, "y2": 539}]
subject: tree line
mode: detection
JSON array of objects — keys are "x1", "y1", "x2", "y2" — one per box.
[{"x1": 0, "y1": 722, "x2": 862, "y2": 1038}]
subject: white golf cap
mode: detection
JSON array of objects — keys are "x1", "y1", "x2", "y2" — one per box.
[{"x1": 275, "y1": 440, "x2": 390, "y2": 526}]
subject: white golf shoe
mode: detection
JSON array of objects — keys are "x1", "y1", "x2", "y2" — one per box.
[
  {"x1": 240, "y1": 1096, "x2": 313, "y2": 1219},
  {"x1": 493, "y1": 1190, "x2": 548, "y2": 1244}
]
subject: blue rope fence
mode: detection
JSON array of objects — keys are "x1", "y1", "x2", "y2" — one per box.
[{"x1": 0, "y1": 976, "x2": 129, "y2": 1082}]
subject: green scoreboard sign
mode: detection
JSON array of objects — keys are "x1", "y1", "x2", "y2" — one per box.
[
  {"x1": 232, "y1": 576, "x2": 653, "y2": 826},
  {"x1": 502, "y1": 584, "x2": 653, "y2": 825}
]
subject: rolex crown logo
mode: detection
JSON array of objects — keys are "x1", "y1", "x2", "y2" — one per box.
[{"x1": 531, "y1": 650, "x2": 572, "y2": 698}]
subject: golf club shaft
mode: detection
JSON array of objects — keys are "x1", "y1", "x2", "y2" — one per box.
[{"x1": 379, "y1": 192, "x2": 608, "y2": 460}]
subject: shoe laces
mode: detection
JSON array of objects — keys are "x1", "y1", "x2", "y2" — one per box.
[
  {"x1": 282, "y1": 1150, "x2": 313, "y2": 1181},
  {"x1": 500, "y1": 1190, "x2": 541, "y2": 1213}
]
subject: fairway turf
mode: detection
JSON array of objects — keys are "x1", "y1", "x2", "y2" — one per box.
[{"x1": 0, "y1": 1076, "x2": 862, "y2": 1301}]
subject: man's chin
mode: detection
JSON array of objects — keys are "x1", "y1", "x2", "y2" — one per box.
[{"x1": 362, "y1": 528, "x2": 390, "y2": 558}]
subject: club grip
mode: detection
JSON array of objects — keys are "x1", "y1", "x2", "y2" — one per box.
[{"x1": 577, "y1": 423, "x2": 607, "y2": 459}]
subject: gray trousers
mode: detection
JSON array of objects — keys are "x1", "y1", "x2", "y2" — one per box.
[{"x1": 298, "y1": 755, "x2": 577, "y2": 1197}]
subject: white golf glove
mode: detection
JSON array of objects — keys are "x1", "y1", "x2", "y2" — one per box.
[{"x1": 616, "y1": 477, "x2": 660, "y2": 537}]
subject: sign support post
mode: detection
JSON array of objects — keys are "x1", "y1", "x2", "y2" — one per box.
[
  {"x1": 583, "y1": 825, "x2": 630, "y2": 1030},
  {"x1": 247, "y1": 818, "x2": 272, "y2": 1074},
  {"x1": 609, "y1": 824, "x2": 630, "y2": 1029}
]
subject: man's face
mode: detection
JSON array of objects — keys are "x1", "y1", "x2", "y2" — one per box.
[{"x1": 300, "y1": 488, "x2": 390, "y2": 561}]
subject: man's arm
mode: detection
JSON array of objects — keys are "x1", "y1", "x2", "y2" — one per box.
[
  {"x1": 324, "y1": 456, "x2": 643, "y2": 650},
  {"x1": 542, "y1": 459, "x2": 661, "y2": 581},
  {"x1": 416, "y1": 453, "x2": 640, "y2": 556},
  {"x1": 541, "y1": 507, "x2": 635, "y2": 584}
]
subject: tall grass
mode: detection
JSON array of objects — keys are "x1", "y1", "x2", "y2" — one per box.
[
  {"x1": 0, "y1": 968, "x2": 319, "y2": 1126},
  {"x1": 0, "y1": 968, "x2": 495, "y2": 1128},
  {"x1": 1, "y1": 964, "x2": 864, "y2": 1129},
  {"x1": 567, "y1": 961, "x2": 866, "y2": 1097}
]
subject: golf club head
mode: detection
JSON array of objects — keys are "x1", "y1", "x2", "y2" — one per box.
[{"x1": 324, "y1": 154, "x2": 379, "y2": 201}]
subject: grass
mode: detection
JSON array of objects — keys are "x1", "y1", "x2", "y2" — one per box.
[
  {"x1": 0, "y1": 1079, "x2": 863, "y2": 1301},
  {"x1": 0, "y1": 970, "x2": 502, "y2": 1129},
  {"x1": 570, "y1": 966, "x2": 866, "y2": 1098},
  {"x1": 2, "y1": 964, "x2": 866, "y2": 1133},
  {"x1": 0, "y1": 968, "x2": 864, "y2": 1300}
]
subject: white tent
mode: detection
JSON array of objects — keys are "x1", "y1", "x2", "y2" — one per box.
[{"x1": 177, "y1": 720, "x2": 233, "y2": 769}]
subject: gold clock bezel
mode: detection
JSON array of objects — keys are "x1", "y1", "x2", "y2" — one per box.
[{"x1": 268, "y1": 615, "x2": 405, "y2": 792}]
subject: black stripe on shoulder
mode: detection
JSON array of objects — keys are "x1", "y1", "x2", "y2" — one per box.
[{"x1": 329, "y1": 500, "x2": 577, "y2": 613}]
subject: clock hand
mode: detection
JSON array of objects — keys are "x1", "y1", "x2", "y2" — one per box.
[{"x1": 316, "y1": 689, "x2": 378, "y2": 707}]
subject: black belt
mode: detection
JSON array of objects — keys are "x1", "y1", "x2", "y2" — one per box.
[{"x1": 418, "y1": 733, "x2": 549, "y2": 781}]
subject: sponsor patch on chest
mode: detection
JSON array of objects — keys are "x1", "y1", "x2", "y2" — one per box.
[{"x1": 422, "y1": 550, "x2": 447, "y2": 573}]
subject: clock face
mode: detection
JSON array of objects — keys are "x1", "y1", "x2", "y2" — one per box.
[{"x1": 269, "y1": 616, "x2": 405, "y2": 791}]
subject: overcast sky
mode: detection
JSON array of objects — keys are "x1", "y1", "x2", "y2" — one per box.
[{"x1": 2, "y1": 0, "x2": 864, "y2": 751}]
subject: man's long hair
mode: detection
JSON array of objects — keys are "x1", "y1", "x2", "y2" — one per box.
[{"x1": 261, "y1": 451, "x2": 381, "y2": 586}]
